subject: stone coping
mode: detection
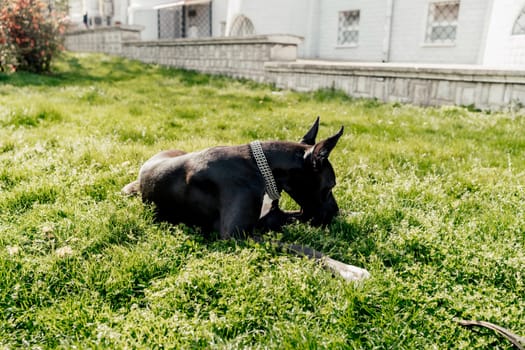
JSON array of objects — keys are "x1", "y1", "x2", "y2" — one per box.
[
  {"x1": 66, "y1": 25, "x2": 144, "y2": 35},
  {"x1": 265, "y1": 60, "x2": 525, "y2": 84},
  {"x1": 122, "y1": 34, "x2": 304, "y2": 47}
]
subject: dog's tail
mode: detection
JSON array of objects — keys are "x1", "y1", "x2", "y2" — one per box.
[{"x1": 121, "y1": 180, "x2": 140, "y2": 196}]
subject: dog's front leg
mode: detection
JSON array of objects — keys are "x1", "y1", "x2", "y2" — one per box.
[
  {"x1": 257, "y1": 199, "x2": 301, "y2": 232},
  {"x1": 219, "y1": 195, "x2": 262, "y2": 239}
]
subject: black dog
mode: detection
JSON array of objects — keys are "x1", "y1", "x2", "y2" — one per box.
[{"x1": 122, "y1": 118, "x2": 369, "y2": 281}]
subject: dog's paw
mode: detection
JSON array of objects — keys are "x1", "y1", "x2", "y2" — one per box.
[
  {"x1": 121, "y1": 180, "x2": 140, "y2": 196},
  {"x1": 324, "y1": 257, "x2": 370, "y2": 282}
]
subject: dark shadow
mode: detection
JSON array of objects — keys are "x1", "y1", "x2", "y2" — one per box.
[
  {"x1": 1, "y1": 55, "x2": 108, "y2": 87},
  {"x1": 0, "y1": 53, "x2": 242, "y2": 90}
]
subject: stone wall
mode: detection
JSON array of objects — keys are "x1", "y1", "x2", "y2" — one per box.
[
  {"x1": 65, "y1": 28, "x2": 525, "y2": 112},
  {"x1": 265, "y1": 61, "x2": 525, "y2": 112},
  {"x1": 65, "y1": 26, "x2": 143, "y2": 55},
  {"x1": 121, "y1": 36, "x2": 302, "y2": 83}
]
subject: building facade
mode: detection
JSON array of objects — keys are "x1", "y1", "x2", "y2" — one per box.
[{"x1": 68, "y1": 0, "x2": 525, "y2": 67}]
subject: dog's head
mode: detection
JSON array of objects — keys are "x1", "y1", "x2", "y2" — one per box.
[{"x1": 283, "y1": 117, "x2": 343, "y2": 226}]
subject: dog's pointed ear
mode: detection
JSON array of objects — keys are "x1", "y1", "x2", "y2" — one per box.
[
  {"x1": 305, "y1": 126, "x2": 344, "y2": 169},
  {"x1": 300, "y1": 116, "x2": 320, "y2": 145}
]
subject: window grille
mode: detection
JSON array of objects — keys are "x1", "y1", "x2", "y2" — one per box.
[
  {"x1": 338, "y1": 10, "x2": 360, "y2": 46},
  {"x1": 229, "y1": 15, "x2": 255, "y2": 36},
  {"x1": 425, "y1": 1, "x2": 460, "y2": 44},
  {"x1": 158, "y1": 3, "x2": 211, "y2": 39},
  {"x1": 158, "y1": 7, "x2": 184, "y2": 39},
  {"x1": 512, "y1": 7, "x2": 525, "y2": 35}
]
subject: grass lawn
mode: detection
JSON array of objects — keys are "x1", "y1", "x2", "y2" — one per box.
[{"x1": 0, "y1": 53, "x2": 524, "y2": 349}]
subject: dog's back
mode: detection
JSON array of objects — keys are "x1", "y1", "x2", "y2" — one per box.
[
  {"x1": 121, "y1": 149, "x2": 187, "y2": 197},
  {"x1": 123, "y1": 146, "x2": 264, "y2": 233}
]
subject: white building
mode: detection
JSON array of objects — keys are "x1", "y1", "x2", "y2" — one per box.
[{"x1": 69, "y1": 0, "x2": 525, "y2": 67}]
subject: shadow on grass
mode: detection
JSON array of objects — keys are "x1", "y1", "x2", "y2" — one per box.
[
  {"x1": 0, "y1": 53, "x2": 237, "y2": 89},
  {"x1": 0, "y1": 55, "x2": 108, "y2": 87}
]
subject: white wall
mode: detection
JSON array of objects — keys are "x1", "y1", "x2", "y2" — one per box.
[
  {"x1": 317, "y1": 0, "x2": 387, "y2": 61},
  {"x1": 129, "y1": 8, "x2": 156, "y2": 40},
  {"x1": 68, "y1": 0, "x2": 84, "y2": 25},
  {"x1": 67, "y1": 0, "x2": 525, "y2": 67},
  {"x1": 212, "y1": 0, "x2": 228, "y2": 36},
  {"x1": 224, "y1": 0, "x2": 242, "y2": 35},
  {"x1": 483, "y1": 0, "x2": 525, "y2": 67},
  {"x1": 114, "y1": 0, "x2": 129, "y2": 24},
  {"x1": 233, "y1": 0, "x2": 313, "y2": 57},
  {"x1": 128, "y1": 0, "x2": 177, "y2": 40},
  {"x1": 389, "y1": 0, "x2": 491, "y2": 64}
]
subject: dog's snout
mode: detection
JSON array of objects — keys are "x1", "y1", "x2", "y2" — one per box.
[{"x1": 308, "y1": 193, "x2": 339, "y2": 227}]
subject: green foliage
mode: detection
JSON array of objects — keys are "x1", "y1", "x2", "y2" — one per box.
[
  {"x1": 0, "y1": 53, "x2": 524, "y2": 349},
  {"x1": 0, "y1": 0, "x2": 67, "y2": 73}
]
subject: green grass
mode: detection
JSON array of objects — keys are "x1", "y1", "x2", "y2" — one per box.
[{"x1": 0, "y1": 52, "x2": 524, "y2": 349}]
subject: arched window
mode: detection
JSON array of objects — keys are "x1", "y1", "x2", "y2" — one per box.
[
  {"x1": 229, "y1": 15, "x2": 255, "y2": 36},
  {"x1": 512, "y1": 7, "x2": 525, "y2": 35}
]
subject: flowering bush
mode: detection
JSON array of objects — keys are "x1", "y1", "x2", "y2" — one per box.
[{"x1": 0, "y1": 0, "x2": 68, "y2": 73}]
